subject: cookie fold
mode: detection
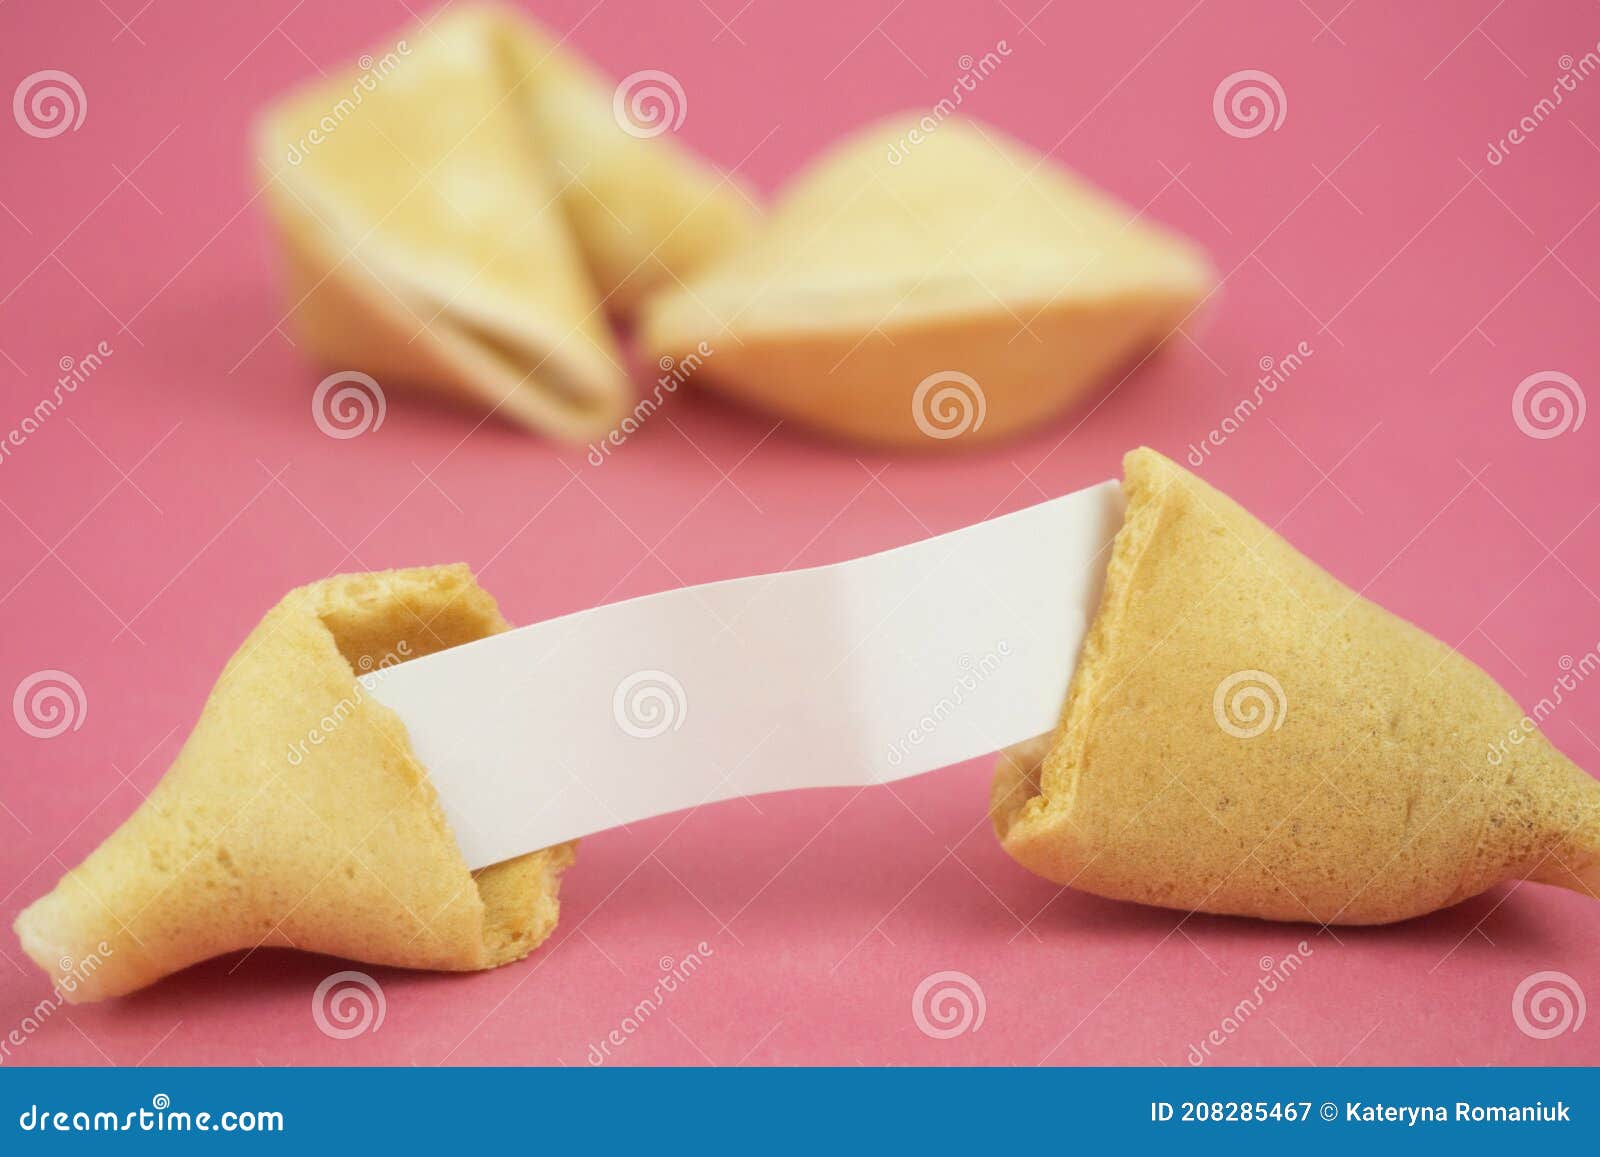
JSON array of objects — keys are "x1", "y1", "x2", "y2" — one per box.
[
  {"x1": 992, "y1": 449, "x2": 1600, "y2": 924},
  {"x1": 491, "y1": 6, "x2": 760, "y2": 315},
  {"x1": 14, "y1": 566, "x2": 574, "y2": 1002},
  {"x1": 639, "y1": 116, "x2": 1215, "y2": 448}
]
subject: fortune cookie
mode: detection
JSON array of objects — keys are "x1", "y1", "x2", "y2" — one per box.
[
  {"x1": 993, "y1": 449, "x2": 1600, "y2": 924},
  {"x1": 639, "y1": 117, "x2": 1215, "y2": 448},
  {"x1": 255, "y1": 5, "x2": 756, "y2": 440},
  {"x1": 14, "y1": 566, "x2": 573, "y2": 1002}
]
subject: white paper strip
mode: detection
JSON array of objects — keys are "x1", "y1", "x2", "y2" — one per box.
[{"x1": 368, "y1": 481, "x2": 1125, "y2": 869}]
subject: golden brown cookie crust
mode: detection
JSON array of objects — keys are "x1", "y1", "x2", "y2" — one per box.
[
  {"x1": 15, "y1": 565, "x2": 574, "y2": 1002},
  {"x1": 994, "y1": 449, "x2": 1600, "y2": 924}
]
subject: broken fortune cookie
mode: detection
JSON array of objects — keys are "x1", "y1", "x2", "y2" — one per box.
[
  {"x1": 993, "y1": 448, "x2": 1600, "y2": 924},
  {"x1": 14, "y1": 566, "x2": 574, "y2": 1002},
  {"x1": 640, "y1": 116, "x2": 1216, "y2": 447},
  {"x1": 17, "y1": 454, "x2": 1599, "y2": 1003}
]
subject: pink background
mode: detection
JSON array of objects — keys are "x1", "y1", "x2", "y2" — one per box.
[{"x1": 2, "y1": 0, "x2": 1598, "y2": 1066}]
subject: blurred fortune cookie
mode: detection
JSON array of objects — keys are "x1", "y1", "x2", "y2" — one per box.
[
  {"x1": 255, "y1": 5, "x2": 758, "y2": 441},
  {"x1": 640, "y1": 117, "x2": 1216, "y2": 448},
  {"x1": 994, "y1": 449, "x2": 1600, "y2": 924},
  {"x1": 16, "y1": 452, "x2": 1599, "y2": 1002}
]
